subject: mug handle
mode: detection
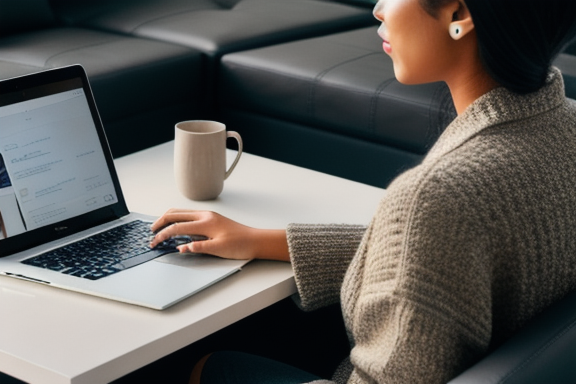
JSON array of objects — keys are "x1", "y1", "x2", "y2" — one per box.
[{"x1": 224, "y1": 131, "x2": 243, "y2": 180}]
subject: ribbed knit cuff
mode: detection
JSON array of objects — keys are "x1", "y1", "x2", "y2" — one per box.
[{"x1": 287, "y1": 223, "x2": 366, "y2": 311}]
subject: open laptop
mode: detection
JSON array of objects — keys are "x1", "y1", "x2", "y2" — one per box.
[{"x1": 0, "y1": 64, "x2": 248, "y2": 310}]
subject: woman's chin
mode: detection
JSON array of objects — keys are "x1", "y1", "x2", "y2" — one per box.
[{"x1": 393, "y1": 67, "x2": 433, "y2": 86}]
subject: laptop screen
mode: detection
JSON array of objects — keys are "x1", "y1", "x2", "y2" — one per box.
[{"x1": 0, "y1": 66, "x2": 128, "y2": 255}]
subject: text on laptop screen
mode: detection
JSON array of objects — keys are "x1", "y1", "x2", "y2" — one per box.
[{"x1": 0, "y1": 83, "x2": 118, "y2": 240}]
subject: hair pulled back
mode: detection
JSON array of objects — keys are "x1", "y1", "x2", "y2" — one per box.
[{"x1": 420, "y1": 0, "x2": 576, "y2": 94}]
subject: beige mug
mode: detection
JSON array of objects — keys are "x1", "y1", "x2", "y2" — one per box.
[{"x1": 174, "y1": 120, "x2": 243, "y2": 200}]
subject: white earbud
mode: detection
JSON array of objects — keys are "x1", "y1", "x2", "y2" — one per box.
[{"x1": 449, "y1": 23, "x2": 465, "y2": 40}]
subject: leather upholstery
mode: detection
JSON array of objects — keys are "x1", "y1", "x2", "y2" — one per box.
[
  {"x1": 0, "y1": 60, "x2": 43, "y2": 78},
  {"x1": 50, "y1": 0, "x2": 374, "y2": 58},
  {"x1": 22, "y1": 0, "x2": 373, "y2": 155},
  {"x1": 218, "y1": 27, "x2": 456, "y2": 186},
  {"x1": 218, "y1": 108, "x2": 424, "y2": 188},
  {"x1": 449, "y1": 289, "x2": 576, "y2": 384},
  {"x1": 0, "y1": 25, "x2": 203, "y2": 156},
  {"x1": 49, "y1": 0, "x2": 375, "y2": 116},
  {"x1": 218, "y1": 27, "x2": 576, "y2": 187},
  {"x1": 220, "y1": 27, "x2": 456, "y2": 153}
]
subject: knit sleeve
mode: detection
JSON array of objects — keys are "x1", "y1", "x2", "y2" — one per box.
[{"x1": 286, "y1": 223, "x2": 367, "y2": 311}]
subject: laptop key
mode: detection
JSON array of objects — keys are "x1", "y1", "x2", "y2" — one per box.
[{"x1": 22, "y1": 220, "x2": 161, "y2": 280}]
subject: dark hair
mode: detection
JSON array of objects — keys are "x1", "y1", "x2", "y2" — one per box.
[{"x1": 420, "y1": 0, "x2": 576, "y2": 94}]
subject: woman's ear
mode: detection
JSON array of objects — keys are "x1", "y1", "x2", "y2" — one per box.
[{"x1": 447, "y1": 1, "x2": 474, "y2": 40}]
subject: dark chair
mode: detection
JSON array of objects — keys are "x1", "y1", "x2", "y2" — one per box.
[{"x1": 448, "y1": 289, "x2": 576, "y2": 384}]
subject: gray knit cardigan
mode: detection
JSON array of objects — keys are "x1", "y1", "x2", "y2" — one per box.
[{"x1": 287, "y1": 68, "x2": 576, "y2": 384}]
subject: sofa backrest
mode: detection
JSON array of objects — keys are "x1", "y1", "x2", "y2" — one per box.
[
  {"x1": 0, "y1": 0, "x2": 57, "y2": 36},
  {"x1": 212, "y1": 0, "x2": 242, "y2": 7},
  {"x1": 49, "y1": 0, "x2": 238, "y2": 27}
]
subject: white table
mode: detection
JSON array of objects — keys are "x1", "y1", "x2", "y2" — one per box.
[{"x1": 0, "y1": 142, "x2": 384, "y2": 384}]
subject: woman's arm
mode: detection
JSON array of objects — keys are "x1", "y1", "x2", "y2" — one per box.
[
  {"x1": 149, "y1": 209, "x2": 368, "y2": 312},
  {"x1": 149, "y1": 209, "x2": 290, "y2": 261}
]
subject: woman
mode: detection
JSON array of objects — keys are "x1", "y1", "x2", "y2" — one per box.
[{"x1": 151, "y1": 0, "x2": 576, "y2": 383}]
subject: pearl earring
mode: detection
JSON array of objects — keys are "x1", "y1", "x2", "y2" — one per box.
[{"x1": 450, "y1": 23, "x2": 463, "y2": 40}]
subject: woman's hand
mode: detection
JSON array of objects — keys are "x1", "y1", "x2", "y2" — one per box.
[{"x1": 149, "y1": 209, "x2": 290, "y2": 262}]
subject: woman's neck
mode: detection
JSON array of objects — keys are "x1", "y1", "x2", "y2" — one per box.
[{"x1": 447, "y1": 63, "x2": 500, "y2": 115}]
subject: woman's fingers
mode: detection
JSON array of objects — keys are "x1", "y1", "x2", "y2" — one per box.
[
  {"x1": 149, "y1": 210, "x2": 250, "y2": 258},
  {"x1": 150, "y1": 209, "x2": 203, "y2": 233},
  {"x1": 150, "y1": 222, "x2": 202, "y2": 248},
  {"x1": 177, "y1": 238, "x2": 222, "y2": 258}
]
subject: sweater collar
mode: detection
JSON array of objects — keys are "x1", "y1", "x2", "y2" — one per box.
[{"x1": 425, "y1": 67, "x2": 566, "y2": 162}]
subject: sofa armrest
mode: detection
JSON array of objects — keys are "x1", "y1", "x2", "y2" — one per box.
[{"x1": 448, "y1": 289, "x2": 576, "y2": 384}]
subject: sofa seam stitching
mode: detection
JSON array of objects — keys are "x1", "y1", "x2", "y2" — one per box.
[
  {"x1": 307, "y1": 51, "x2": 382, "y2": 124},
  {"x1": 369, "y1": 78, "x2": 395, "y2": 135},
  {"x1": 41, "y1": 37, "x2": 122, "y2": 67}
]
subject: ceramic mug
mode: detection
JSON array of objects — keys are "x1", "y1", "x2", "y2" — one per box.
[{"x1": 174, "y1": 120, "x2": 242, "y2": 200}]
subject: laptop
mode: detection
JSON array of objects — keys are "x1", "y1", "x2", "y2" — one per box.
[{"x1": 0, "y1": 64, "x2": 249, "y2": 310}]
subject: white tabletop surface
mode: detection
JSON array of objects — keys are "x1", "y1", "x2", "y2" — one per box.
[{"x1": 0, "y1": 142, "x2": 384, "y2": 384}]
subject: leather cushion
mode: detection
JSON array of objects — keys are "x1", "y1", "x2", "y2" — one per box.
[
  {"x1": 0, "y1": 27, "x2": 202, "y2": 123},
  {"x1": 0, "y1": 60, "x2": 43, "y2": 78},
  {"x1": 51, "y1": 0, "x2": 374, "y2": 57},
  {"x1": 219, "y1": 26, "x2": 456, "y2": 154}
]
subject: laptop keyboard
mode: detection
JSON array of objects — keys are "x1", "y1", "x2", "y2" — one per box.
[{"x1": 21, "y1": 220, "x2": 166, "y2": 280}]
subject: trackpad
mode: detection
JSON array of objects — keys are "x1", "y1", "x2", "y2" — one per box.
[{"x1": 154, "y1": 253, "x2": 250, "y2": 271}]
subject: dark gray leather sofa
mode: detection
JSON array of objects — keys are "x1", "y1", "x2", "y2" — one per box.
[
  {"x1": 0, "y1": 0, "x2": 206, "y2": 157},
  {"x1": 219, "y1": 30, "x2": 576, "y2": 186},
  {"x1": 218, "y1": 26, "x2": 456, "y2": 187},
  {"x1": 1, "y1": 1, "x2": 575, "y2": 384},
  {"x1": 0, "y1": 0, "x2": 373, "y2": 157}
]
